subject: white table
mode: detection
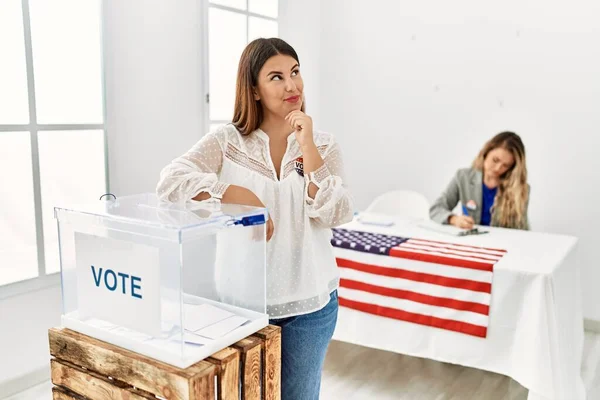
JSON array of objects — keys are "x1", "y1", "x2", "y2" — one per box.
[{"x1": 332, "y1": 214, "x2": 586, "y2": 400}]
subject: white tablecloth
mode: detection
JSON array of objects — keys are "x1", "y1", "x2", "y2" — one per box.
[{"x1": 332, "y1": 214, "x2": 585, "y2": 400}]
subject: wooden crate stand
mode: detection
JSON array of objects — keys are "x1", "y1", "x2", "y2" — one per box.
[{"x1": 48, "y1": 326, "x2": 281, "y2": 400}]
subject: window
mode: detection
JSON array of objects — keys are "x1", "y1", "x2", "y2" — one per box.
[
  {"x1": 206, "y1": 0, "x2": 279, "y2": 130},
  {"x1": 0, "y1": 0, "x2": 106, "y2": 295}
]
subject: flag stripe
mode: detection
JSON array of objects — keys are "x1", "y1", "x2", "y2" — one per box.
[
  {"x1": 340, "y1": 278, "x2": 490, "y2": 315},
  {"x1": 337, "y1": 257, "x2": 492, "y2": 293},
  {"x1": 389, "y1": 248, "x2": 495, "y2": 272},
  {"x1": 339, "y1": 287, "x2": 489, "y2": 326},
  {"x1": 338, "y1": 295, "x2": 487, "y2": 338},
  {"x1": 400, "y1": 242, "x2": 502, "y2": 261},
  {"x1": 339, "y1": 266, "x2": 491, "y2": 304},
  {"x1": 335, "y1": 247, "x2": 493, "y2": 283},
  {"x1": 406, "y1": 238, "x2": 507, "y2": 254},
  {"x1": 406, "y1": 240, "x2": 506, "y2": 258}
]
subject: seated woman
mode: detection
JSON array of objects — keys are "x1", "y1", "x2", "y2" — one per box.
[{"x1": 429, "y1": 131, "x2": 530, "y2": 230}]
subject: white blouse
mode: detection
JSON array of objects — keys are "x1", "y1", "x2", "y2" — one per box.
[{"x1": 156, "y1": 124, "x2": 354, "y2": 318}]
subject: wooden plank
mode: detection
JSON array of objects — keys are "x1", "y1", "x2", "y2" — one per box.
[
  {"x1": 233, "y1": 337, "x2": 262, "y2": 400},
  {"x1": 251, "y1": 325, "x2": 281, "y2": 400},
  {"x1": 51, "y1": 358, "x2": 155, "y2": 400},
  {"x1": 52, "y1": 386, "x2": 87, "y2": 400},
  {"x1": 49, "y1": 327, "x2": 216, "y2": 400},
  {"x1": 207, "y1": 347, "x2": 240, "y2": 400}
]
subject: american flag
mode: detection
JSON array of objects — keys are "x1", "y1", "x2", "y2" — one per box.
[{"x1": 331, "y1": 228, "x2": 507, "y2": 338}]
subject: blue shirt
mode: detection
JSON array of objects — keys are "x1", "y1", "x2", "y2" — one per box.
[{"x1": 481, "y1": 183, "x2": 497, "y2": 226}]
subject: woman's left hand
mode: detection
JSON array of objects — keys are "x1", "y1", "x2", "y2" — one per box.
[{"x1": 286, "y1": 111, "x2": 314, "y2": 149}]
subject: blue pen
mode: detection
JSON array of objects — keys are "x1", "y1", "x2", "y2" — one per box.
[{"x1": 462, "y1": 204, "x2": 470, "y2": 216}]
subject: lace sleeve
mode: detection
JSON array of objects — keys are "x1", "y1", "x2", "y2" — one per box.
[
  {"x1": 156, "y1": 131, "x2": 229, "y2": 203},
  {"x1": 305, "y1": 138, "x2": 354, "y2": 227}
]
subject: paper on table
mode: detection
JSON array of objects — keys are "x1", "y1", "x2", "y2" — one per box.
[
  {"x1": 416, "y1": 220, "x2": 468, "y2": 236},
  {"x1": 356, "y1": 214, "x2": 395, "y2": 227},
  {"x1": 194, "y1": 316, "x2": 249, "y2": 340},
  {"x1": 183, "y1": 303, "x2": 235, "y2": 332},
  {"x1": 356, "y1": 214, "x2": 394, "y2": 226}
]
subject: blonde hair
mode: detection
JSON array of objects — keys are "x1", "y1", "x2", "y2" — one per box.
[{"x1": 472, "y1": 131, "x2": 529, "y2": 229}]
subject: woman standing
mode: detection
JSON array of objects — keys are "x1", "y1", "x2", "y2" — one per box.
[{"x1": 157, "y1": 38, "x2": 353, "y2": 399}]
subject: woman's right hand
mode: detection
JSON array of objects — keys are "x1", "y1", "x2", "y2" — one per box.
[
  {"x1": 220, "y1": 185, "x2": 274, "y2": 241},
  {"x1": 266, "y1": 216, "x2": 274, "y2": 242},
  {"x1": 449, "y1": 215, "x2": 475, "y2": 230},
  {"x1": 238, "y1": 188, "x2": 274, "y2": 241}
]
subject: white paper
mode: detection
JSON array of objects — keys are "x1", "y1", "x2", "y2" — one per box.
[
  {"x1": 357, "y1": 214, "x2": 395, "y2": 227},
  {"x1": 75, "y1": 232, "x2": 162, "y2": 337},
  {"x1": 416, "y1": 220, "x2": 468, "y2": 236},
  {"x1": 111, "y1": 326, "x2": 154, "y2": 342},
  {"x1": 183, "y1": 332, "x2": 213, "y2": 346},
  {"x1": 183, "y1": 303, "x2": 234, "y2": 332},
  {"x1": 194, "y1": 315, "x2": 248, "y2": 340},
  {"x1": 85, "y1": 317, "x2": 117, "y2": 330}
]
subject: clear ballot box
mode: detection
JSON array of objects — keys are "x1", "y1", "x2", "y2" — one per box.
[{"x1": 55, "y1": 193, "x2": 268, "y2": 368}]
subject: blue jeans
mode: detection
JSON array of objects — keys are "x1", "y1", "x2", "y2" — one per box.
[{"x1": 269, "y1": 290, "x2": 339, "y2": 400}]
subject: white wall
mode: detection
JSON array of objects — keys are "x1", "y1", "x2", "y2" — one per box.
[
  {"x1": 0, "y1": 286, "x2": 61, "y2": 395},
  {"x1": 278, "y1": 0, "x2": 322, "y2": 126},
  {"x1": 103, "y1": 0, "x2": 207, "y2": 196},
  {"x1": 281, "y1": 0, "x2": 600, "y2": 320}
]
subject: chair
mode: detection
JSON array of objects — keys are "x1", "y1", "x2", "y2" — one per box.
[{"x1": 365, "y1": 190, "x2": 430, "y2": 219}]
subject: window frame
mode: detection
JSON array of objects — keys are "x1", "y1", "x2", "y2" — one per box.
[
  {"x1": 0, "y1": 0, "x2": 108, "y2": 299},
  {"x1": 203, "y1": 0, "x2": 279, "y2": 132}
]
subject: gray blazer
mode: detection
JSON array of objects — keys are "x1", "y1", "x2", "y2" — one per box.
[{"x1": 429, "y1": 168, "x2": 530, "y2": 229}]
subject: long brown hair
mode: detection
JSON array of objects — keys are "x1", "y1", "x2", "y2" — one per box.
[
  {"x1": 232, "y1": 38, "x2": 304, "y2": 135},
  {"x1": 472, "y1": 131, "x2": 529, "y2": 229}
]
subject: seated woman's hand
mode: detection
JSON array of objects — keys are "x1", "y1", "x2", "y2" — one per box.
[{"x1": 449, "y1": 215, "x2": 475, "y2": 230}]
